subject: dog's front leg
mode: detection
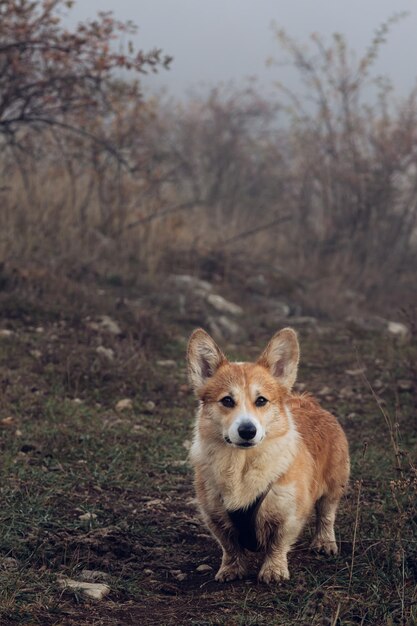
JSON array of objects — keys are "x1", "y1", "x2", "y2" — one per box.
[
  {"x1": 216, "y1": 544, "x2": 248, "y2": 582},
  {"x1": 205, "y1": 515, "x2": 249, "y2": 582},
  {"x1": 258, "y1": 545, "x2": 290, "y2": 583},
  {"x1": 258, "y1": 519, "x2": 301, "y2": 583}
]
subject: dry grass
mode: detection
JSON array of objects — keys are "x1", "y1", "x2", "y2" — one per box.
[{"x1": 1, "y1": 71, "x2": 417, "y2": 317}]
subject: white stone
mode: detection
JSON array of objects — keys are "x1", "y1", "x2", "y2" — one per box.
[
  {"x1": 0, "y1": 416, "x2": 15, "y2": 426},
  {"x1": 0, "y1": 557, "x2": 19, "y2": 571},
  {"x1": 80, "y1": 569, "x2": 110, "y2": 582},
  {"x1": 207, "y1": 294, "x2": 243, "y2": 316},
  {"x1": 169, "y1": 274, "x2": 213, "y2": 294},
  {"x1": 317, "y1": 386, "x2": 332, "y2": 397},
  {"x1": 88, "y1": 316, "x2": 122, "y2": 336},
  {"x1": 0, "y1": 329, "x2": 14, "y2": 338},
  {"x1": 207, "y1": 316, "x2": 243, "y2": 341},
  {"x1": 115, "y1": 398, "x2": 133, "y2": 412},
  {"x1": 58, "y1": 577, "x2": 110, "y2": 600},
  {"x1": 397, "y1": 379, "x2": 413, "y2": 392},
  {"x1": 387, "y1": 321, "x2": 409, "y2": 340},
  {"x1": 96, "y1": 346, "x2": 115, "y2": 361},
  {"x1": 170, "y1": 569, "x2": 187, "y2": 581},
  {"x1": 78, "y1": 512, "x2": 97, "y2": 521},
  {"x1": 345, "y1": 367, "x2": 366, "y2": 376},
  {"x1": 196, "y1": 564, "x2": 213, "y2": 572}
]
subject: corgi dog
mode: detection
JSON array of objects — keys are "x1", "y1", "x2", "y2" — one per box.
[{"x1": 187, "y1": 328, "x2": 349, "y2": 583}]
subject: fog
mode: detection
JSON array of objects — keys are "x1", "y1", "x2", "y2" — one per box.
[{"x1": 68, "y1": 0, "x2": 417, "y2": 98}]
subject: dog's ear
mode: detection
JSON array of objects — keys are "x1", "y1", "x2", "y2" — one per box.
[
  {"x1": 187, "y1": 328, "x2": 226, "y2": 394},
  {"x1": 257, "y1": 328, "x2": 299, "y2": 390}
]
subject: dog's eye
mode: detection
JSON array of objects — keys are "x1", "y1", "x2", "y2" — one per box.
[
  {"x1": 220, "y1": 396, "x2": 235, "y2": 408},
  {"x1": 255, "y1": 396, "x2": 268, "y2": 407}
]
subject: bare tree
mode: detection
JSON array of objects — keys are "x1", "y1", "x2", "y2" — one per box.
[
  {"x1": 0, "y1": 0, "x2": 171, "y2": 149},
  {"x1": 270, "y1": 18, "x2": 417, "y2": 296}
]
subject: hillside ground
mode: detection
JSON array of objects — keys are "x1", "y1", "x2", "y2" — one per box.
[{"x1": 0, "y1": 271, "x2": 416, "y2": 625}]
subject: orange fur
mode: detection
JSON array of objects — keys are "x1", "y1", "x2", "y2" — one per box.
[{"x1": 187, "y1": 328, "x2": 350, "y2": 583}]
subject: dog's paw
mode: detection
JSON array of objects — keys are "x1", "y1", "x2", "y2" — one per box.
[
  {"x1": 258, "y1": 561, "x2": 290, "y2": 584},
  {"x1": 215, "y1": 563, "x2": 246, "y2": 582},
  {"x1": 310, "y1": 537, "x2": 338, "y2": 555}
]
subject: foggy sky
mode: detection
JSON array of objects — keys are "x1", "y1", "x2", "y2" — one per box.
[{"x1": 68, "y1": 0, "x2": 417, "y2": 99}]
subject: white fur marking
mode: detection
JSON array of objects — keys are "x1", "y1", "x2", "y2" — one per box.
[{"x1": 227, "y1": 412, "x2": 264, "y2": 446}]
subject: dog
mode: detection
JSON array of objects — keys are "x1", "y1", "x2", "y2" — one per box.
[{"x1": 187, "y1": 327, "x2": 350, "y2": 583}]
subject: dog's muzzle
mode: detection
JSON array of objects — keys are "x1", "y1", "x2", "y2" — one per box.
[
  {"x1": 225, "y1": 415, "x2": 264, "y2": 448},
  {"x1": 225, "y1": 426, "x2": 261, "y2": 448}
]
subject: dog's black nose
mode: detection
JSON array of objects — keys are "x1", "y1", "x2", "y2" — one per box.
[{"x1": 238, "y1": 422, "x2": 257, "y2": 440}]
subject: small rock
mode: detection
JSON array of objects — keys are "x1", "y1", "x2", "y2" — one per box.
[
  {"x1": 207, "y1": 294, "x2": 243, "y2": 316},
  {"x1": 132, "y1": 424, "x2": 146, "y2": 433},
  {"x1": 115, "y1": 398, "x2": 133, "y2": 412},
  {"x1": 145, "y1": 400, "x2": 156, "y2": 413},
  {"x1": 387, "y1": 321, "x2": 409, "y2": 341},
  {"x1": 345, "y1": 367, "x2": 366, "y2": 376},
  {"x1": 0, "y1": 557, "x2": 19, "y2": 571},
  {"x1": 35, "y1": 326, "x2": 44, "y2": 334},
  {"x1": 397, "y1": 379, "x2": 414, "y2": 392},
  {"x1": 30, "y1": 349, "x2": 42, "y2": 359},
  {"x1": 317, "y1": 386, "x2": 332, "y2": 397},
  {"x1": 72, "y1": 398, "x2": 83, "y2": 404},
  {"x1": 0, "y1": 416, "x2": 15, "y2": 427},
  {"x1": 157, "y1": 359, "x2": 177, "y2": 368},
  {"x1": 274, "y1": 302, "x2": 291, "y2": 318},
  {"x1": 78, "y1": 512, "x2": 97, "y2": 521},
  {"x1": 144, "y1": 498, "x2": 164, "y2": 509},
  {"x1": 143, "y1": 568, "x2": 154, "y2": 576},
  {"x1": 96, "y1": 346, "x2": 115, "y2": 361},
  {"x1": 347, "y1": 316, "x2": 409, "y2": 341},
  {"x1": 245, "y1": 274, "x2": 269, "y2": 295},
  {"x1": 88, "y1": 316, "x2": 122, "y2": 336},
  {"x1": 208, "y1": 316, "x2": 243, "y2": 341},
  {"x1": 196, "y1": 564, "x2": 213, "y2": 573},
  {"x1": 168, "y1": 274, "x2": 213, "y2": 295},
  {"x1": 80, "y1": 569, "x2": 110, "y2": 582},
  {"x1": 170, "y1": 569, "x2": 187, "y2": 581},
  {"x1": 58, "y1": 577, "x2": 110, "y2": 600},
  {"x1": 339, "y1": 387, "x2": 354, "y2": 398},
  {"x1": 0, "y1": 329, "x2": 14, "y2": 338},
  {"x1": 99, "y1": 315, "x2": 122, "y2": 336},
  {"x1": 183, "y1": 439, "x2": 191, "y2": 450}
]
